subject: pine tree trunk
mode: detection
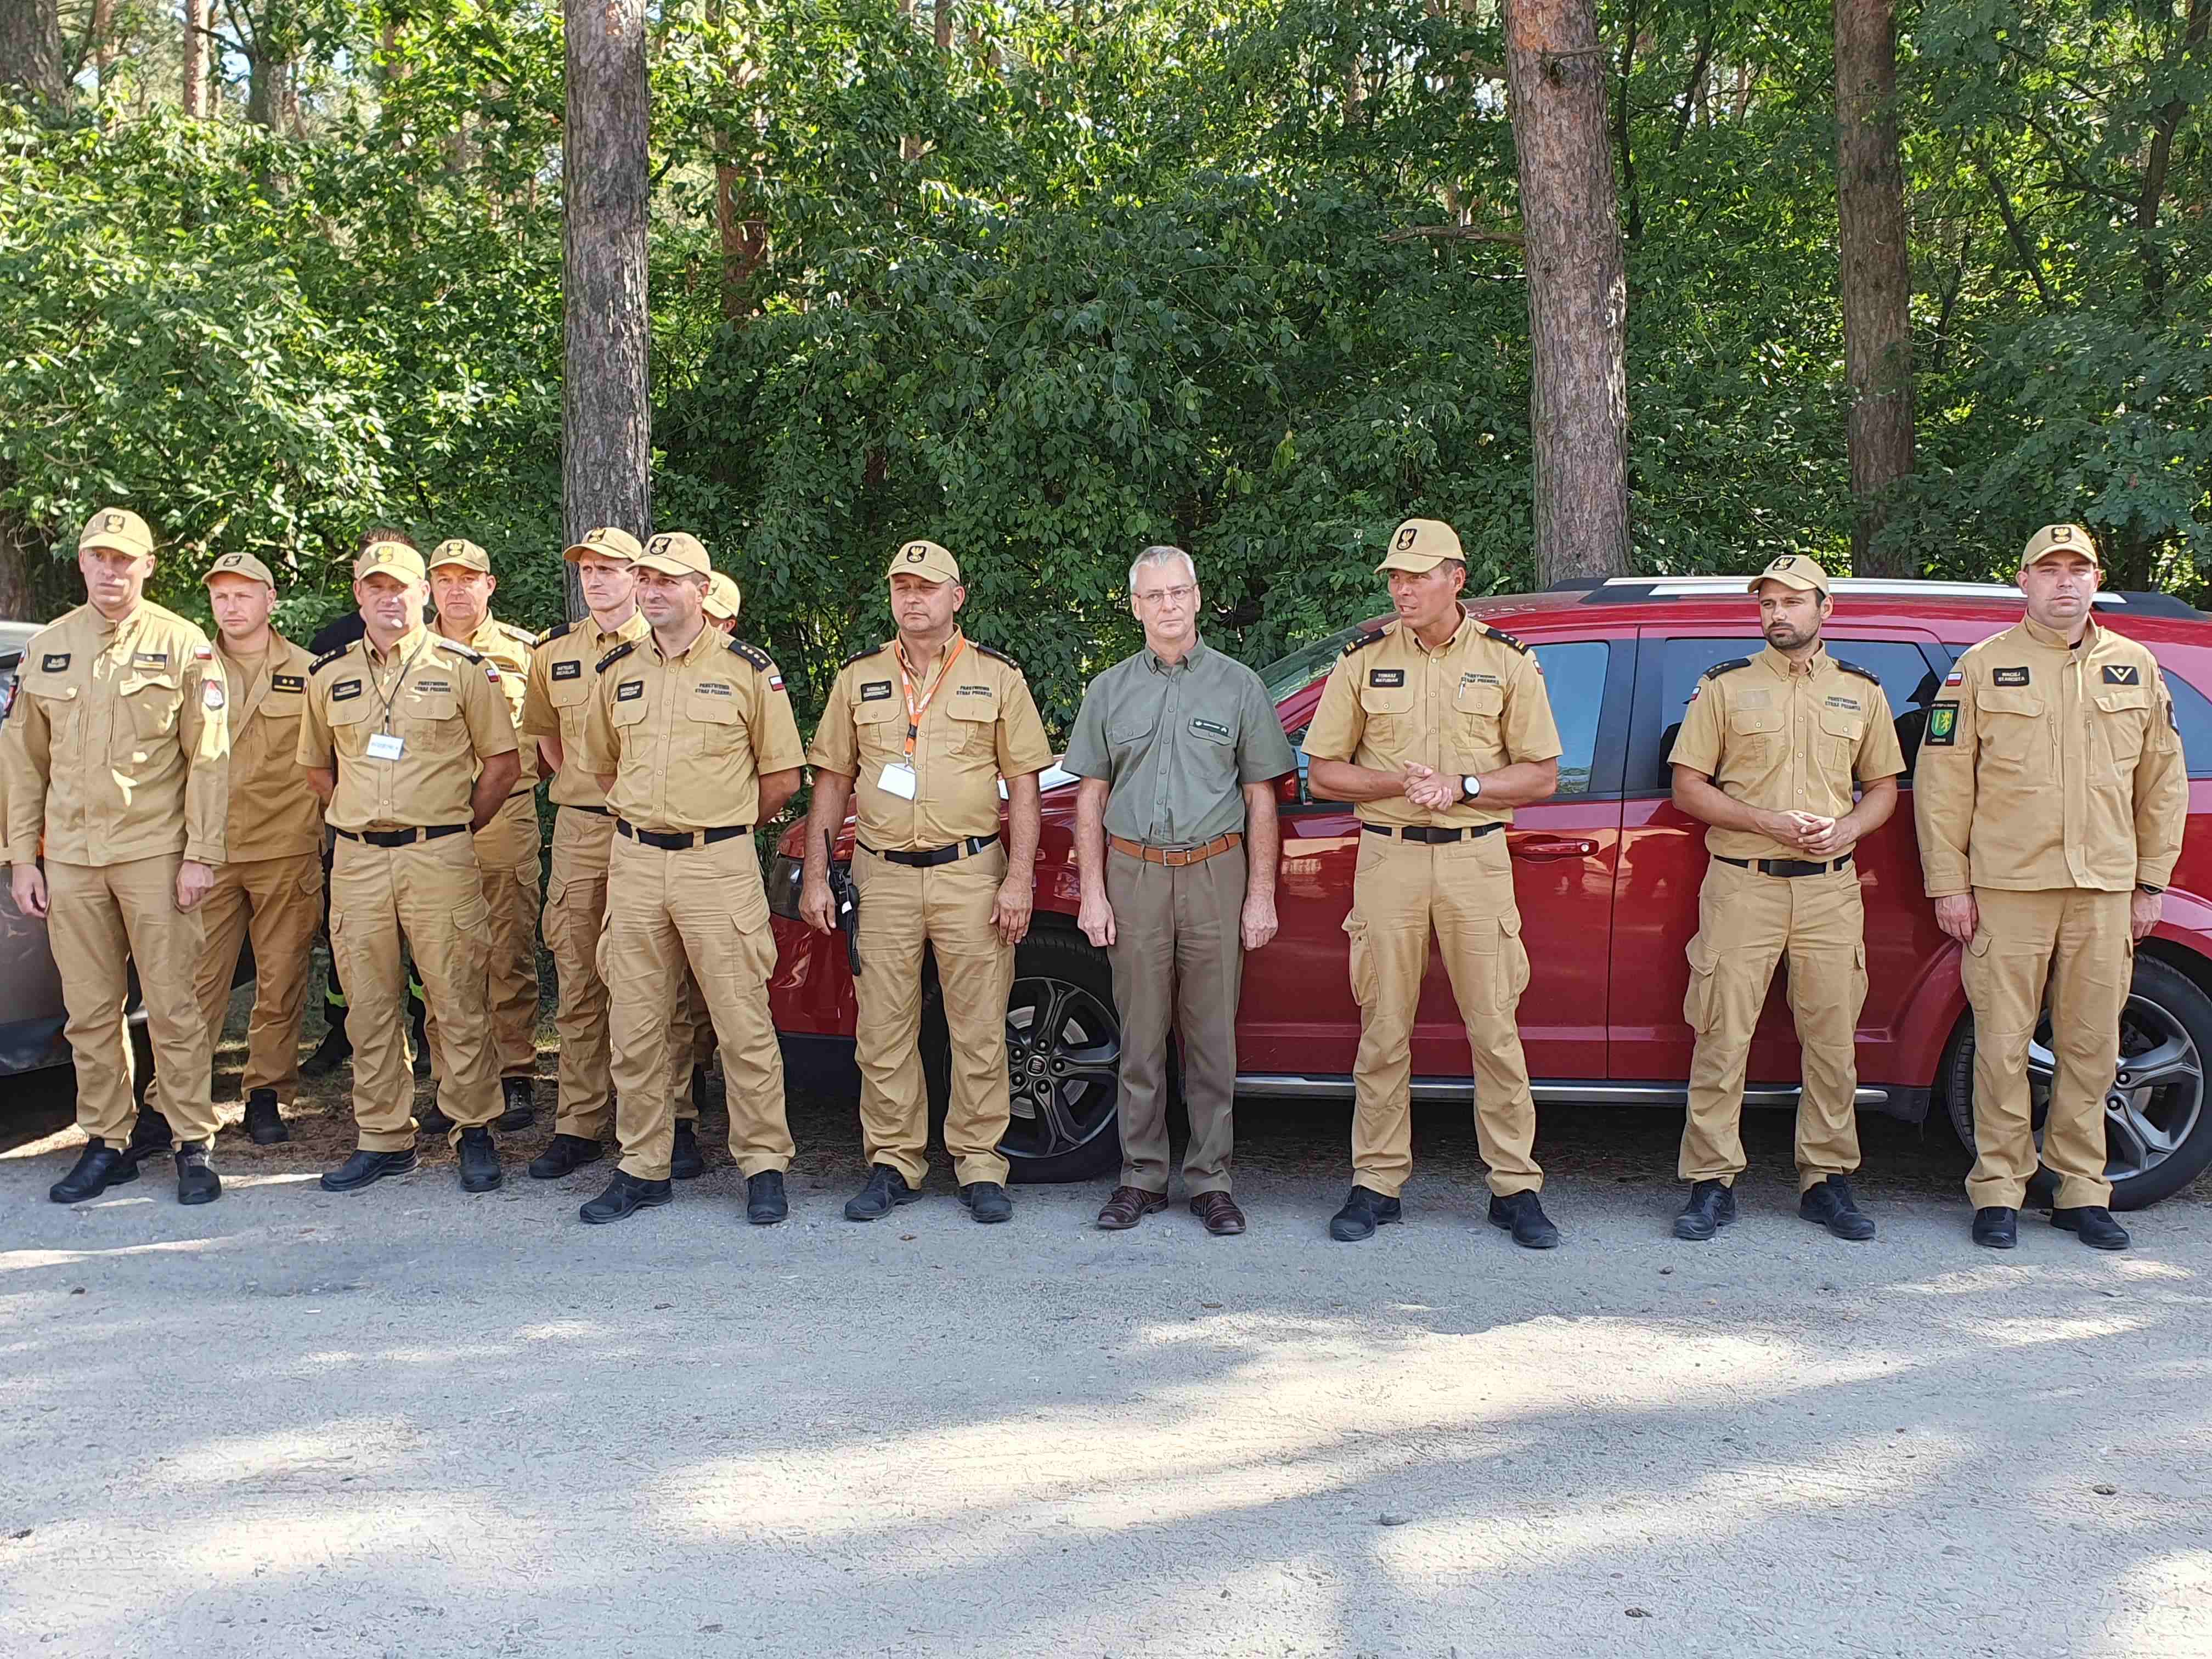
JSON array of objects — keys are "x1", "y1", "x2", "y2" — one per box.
[
  {"x1": 0, "y1": 0, "x2": 65, "y2": 109},
  {"x1": 182, "y1": 0, "x2": 208, "y2": 116},
  {"x1": 1833, "y1": 0, "x2": 1916, "y2": 575},
  {"x1": 1504, "y1": 0, "x2": 1631, "y2": 584},
  {"x1": 562, "y1": 0, "x2": 652, "y2": 620}
]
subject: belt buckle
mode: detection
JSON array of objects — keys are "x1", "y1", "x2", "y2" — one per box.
[{"x1": 1162, "y1": 847, "x2": 1189, "y2": 867}]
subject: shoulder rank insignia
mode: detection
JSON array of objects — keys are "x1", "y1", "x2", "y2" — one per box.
[
  {"x1": 1484, "y1": 625, "x2": 1530, "y2": 655},
  {"x1": 841, "y1": 644, "x2": 882, "y2": 670},
  {"x1": 432, "y1": 637, "x2": 484, "y2": 664},
  {"x1": 726, "y1": 638, "x2": 774, "y2": 671},
  {"x1": 536, "y1": 620, "x2": 574, "y2": 648},
  {"x1": 595, "y1": 640, "x2": 637, "y2": 674},
  {"x1": 311, "y1": 645, "x2": 353, "y2": 675},
  {"x1": 1701, "y1": 657, "x2": 1753, "y2": 680},
  {"x1": 1341, "y1": 627, "x2": 1389, "y2": 658},
  {"x1": 1836, "y1": 659, "x2": 1881, "y2": 685},
  {"x1": 972, "y1": 642, "x2": 1019, "y2": 670}
]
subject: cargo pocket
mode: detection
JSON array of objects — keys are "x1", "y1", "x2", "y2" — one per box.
[
  {"x1": 737, "y1": 912, "x2": 777, "y2": 986},
  {"x1": 454, "y1": 893, "x2": 491, "y2": 935},
  {"x1": 1958, "y1": 928, "x2": 1994, "y2": 1002},
  {"x1": 1342, "y1": 912, "x2": 1378, "y2": 1009},
  {"x1": 1499, "y1": 911, "x2": 1530, "y2": 1001},
  {"x1": 1683, "y1": 938, "x2": 1720, "y2": 1034}
]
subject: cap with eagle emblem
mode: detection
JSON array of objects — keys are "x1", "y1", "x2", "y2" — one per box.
[
  {"x1": 77, "y1": 507, "x2": 155, "y2": 559},
  {"x1": 1374, "y1": 518, "x2": 1463, "y2": 574},
  {"x1": 886, "y1": 538, "x2": 961, "y2": 585},
  {"x1": 2022, "y1": 523, "x2": 2099, "y2": 569}
]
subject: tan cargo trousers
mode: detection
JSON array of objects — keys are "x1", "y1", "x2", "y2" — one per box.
[
  {"x1": 1342, "y1": 829, "x2": 1541, "y2": 1199},
  {"x1": 424, "y1": 792, "x2": 540, "y2": 1082},
  {"x1": 543, "y1": 806, "x2": 699, "y2": 1141},
  {"x1": 1105, "y1": 844, "x2": 1246, "y2": 1197},
  {"x1": 191, "y1": 850, "x2": 323, "y2": 1099},
  {"x1": 47, "y1": 853, "x2": 218, "y2": 1144},
  {"x1": 1961, "y1": 886, "x2": 2130, "y2": 1210},
  {"x1": 330, "y1": 831, "x2": 500, "y2": 1150},
  {"x1": 601, "y1": 832, "x2": 787, "y2": 1182},
  {"x1": 1681, "y1": 858, "x2": 1866, "y2": 1190},
  {"x1": 854, "y1": 842, "x2": 1014, "y2": 1187}
]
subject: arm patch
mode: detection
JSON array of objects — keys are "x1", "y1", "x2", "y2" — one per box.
[{"x1": 595, "y1": 640, "x2": 637, "y2": 674}]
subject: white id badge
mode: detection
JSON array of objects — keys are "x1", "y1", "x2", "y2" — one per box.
[
  {"x1": 878, "y1": 761, "x2": 919, "y2": 800},
  {"x1": 366, "y1": 732, "x2": 406, "y2": 761}
]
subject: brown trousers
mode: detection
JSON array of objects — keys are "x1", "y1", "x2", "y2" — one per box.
[
  {"x1": 1681, "y1": 859, "x2": 1866, "y2": 1190},
  {"x1": 330, "y1": 832, "x2": 500, "y2": 1150},
  {"x1": 425, "y1": 792, "x2": 540, "y2": 1081},
  {"x1": 1343, "y1": 830, "x2": 1541, "y2": 1199},
  {"x1": 1105, "y1": 844, "x2": 1246, "y2": 1197},
  {"x1": 191, "y1": 850, "x2": 323, "y2": 1100},
  {"x1": 601, "y1": 832, "x2": 787, "y2": 1181},
  {"x1": 854, "y1": 842, "x2": 1014, "y2": 1187},
  {"x1": 543, "y1": 806, "x2": 698, "y2": 1140},
  {"x1": 1961, "y1": 886, "x2": 2131, "y2": 1210},
  {"x1": 47, "y1": 854, "x2": 217, "y2": 1143}
]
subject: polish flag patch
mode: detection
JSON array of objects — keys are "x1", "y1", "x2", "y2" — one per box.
[
  {"x1": 193, "y1": 643, "x2": 214, "y2": 662},
  {"x1": 1944, "y1": 668, "x2": 1963, "y2": 686},
  {"x1": 485, "y1": 663, "x2": 502, "y2": 684},
  {"x1": 768, "y1": 673, "x2": 785, "y2": 692}
]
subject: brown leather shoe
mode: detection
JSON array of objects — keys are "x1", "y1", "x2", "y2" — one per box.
[
  {"x1": 1096, "y1": 1185, "x2": 1170, "y2": 1230},
  {"x1": 1190, "y1": 1192, "x2": 1246, "y2": 1236}
]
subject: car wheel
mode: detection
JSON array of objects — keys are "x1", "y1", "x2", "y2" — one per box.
[{"x1": 1942, "y1": 953, "x2": 2212, "y2": 1210}]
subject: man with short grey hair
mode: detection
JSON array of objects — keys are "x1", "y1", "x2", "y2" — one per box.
[{"x1": 1065, "y1": 545, "x2": 1296, "y2": 1235}]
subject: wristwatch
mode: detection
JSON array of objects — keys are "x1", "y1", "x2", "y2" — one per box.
[
  {"x1": 1459, "y1": 774, "x2": 1483, "y2": 804},
  {"x1": 2138, "y1": 883, "x2": 2165, "y2": 895}
]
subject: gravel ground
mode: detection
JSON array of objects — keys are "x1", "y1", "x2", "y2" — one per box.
[{"x1": 4, "y1": 992, "x2": 2209, "y2": 1658}]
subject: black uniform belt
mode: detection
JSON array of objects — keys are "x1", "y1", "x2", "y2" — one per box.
[
  {"x1": 1717, "y1": 852, "x2": 1854, "y2": 877},
  {"x1": 561, "y1": 803, "x2": 612, "y2": 816},
  {"x1": 336, "y1": 824, "x2": 468, "y2": 848},
  {"x1": 1362, "y1": 822, "x2": 1504, "y2": 843},
  {"x1": 617, "y1": 819, "x2": 751, "y2": 850},
  {"x1": 861, "y1": 836, "x2": 998, "y2": 868}
]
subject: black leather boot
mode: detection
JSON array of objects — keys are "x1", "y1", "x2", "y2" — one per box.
[
  {"x1": 174, "y1": 1141, "x2": 221, "y2": 1205},
  {"x1": 456, "y1": 1126, "x2": 503, "y2": 1193},
  {"x1": 1674, "y1": 1179, "x2": 1737, "y2": 1241},
  {"x1": 580, "y1": 1170, "x2": 673, "y2": 1224},
  {"x1": 1328, "y1": 1185, "x2": 1401, "y2": 1242},
  {"x1": 670, "y1": 1120, "x2": 705, "y2": 1181},
  {"x1": 528, "y1": 1134, "x2": 606, "y2": 1180},
  {"x1": 844, "y1": 1164, "x2": 917, "y2": 1221},
  {"x1": 242, "y1": 1088, "x2": 289, "y2": 1146},
  {"x1": 746, "y1": 1170, "x2": 788, "y2": 1225},
  {"x1": 50, "y1": 1139, "x2": 138, "y2": 1204},
  {"x1": 495, "y1": 1076, "x2": 537, "y2": 1132}
]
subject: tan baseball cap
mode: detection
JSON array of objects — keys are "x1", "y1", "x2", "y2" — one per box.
[
  {"x1": 202, "y1": 551, "x2": 276, "y2": 590},
  {"x1": 354, "y1": 540, "x2": 428, "y2": 583},
  {"x1": 1748, "y1": 553, "x2": 1831, "y2": 595},
  {"x1": 2023, "y1": 522, "x2": 2100, "y2": 568},
  {"x1": 564, "y1": 524, "x2": 643, "y2": 565},
  {"x1": 1375, "y1": 518, "x2": 1464, "y2": 574},
  {"x1": 635, "y1": 531, "x2": 710, "y2": 578},
  {"x1": 888, "y1": 538, "x2": 961, "y2": 585},
  {"x1": 703, "y1": 571, "x2": 742, "y2": 622},
  {"x1": 428, "y1": 538, "x2": 491, "y2": 574},
  {"x1": 79, "y1": 507, "x2": 155, "y2": 559}
]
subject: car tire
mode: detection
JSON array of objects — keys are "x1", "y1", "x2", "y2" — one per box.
[
  {"x1": 921, "y1": 926, "x2": 1126, "y2": 1184},
  {"x1": 1941, "y1": 952, "x2": 2212, "y2": 1211}
]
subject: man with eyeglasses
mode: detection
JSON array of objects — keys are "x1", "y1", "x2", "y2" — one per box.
[{"x1": 1065, "y1": 545, "x2": 1296, "y2": 1235}]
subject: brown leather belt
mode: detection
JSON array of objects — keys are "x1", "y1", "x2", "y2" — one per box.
[
  {"x1": 1109, "y1": 832, "x2": 1242, "y2": 868},
  {"x1": 1717, "y1": 852, "x2": 1853, "y2": 878}
]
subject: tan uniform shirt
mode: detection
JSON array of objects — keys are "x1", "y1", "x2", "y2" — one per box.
[
  {"x1": 2, "y1": 600, "x2": 230, "y2": 866},
  {"x1": 520, "y1": 609, "x2": 651, "y2": 808},
  {"x1": 1669, "y1": 644, "x2": 1906, "y2": 861},
  {"x1": 1916, "y1": 617, "x2": 2187, "y2": 896},
  {"x1": 449, "y1": 613, "x2": 540, "y2": 794},
  {"x1": 578, "y1": 623, "x2": 805, "y2": 832},
  {"x1": 1301, "y1": 610, "x2": 1561, "y2": 829},
  {"x1": 806, "y1": 633, "x2": 1054, "y2": 850},
  {"x1": 213, "y1": 630, "x2": 325, "y2": 862},
  {"x1": 297, "y1": 624, "x2": 519, "y2": 832}
]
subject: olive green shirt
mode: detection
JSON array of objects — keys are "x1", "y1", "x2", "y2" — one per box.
[{"x1": 1062, "y1": 639, "x2": 1296, "y2": 847}]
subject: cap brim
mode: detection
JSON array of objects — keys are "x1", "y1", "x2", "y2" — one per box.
[
  {"x1": 1376, "y1": 553, "x2": 1449, "y2": 574},
  {"x1": 80, "y1": 537, "x2": 147, "y2": 557},
  {"x1": 1748, "y1": 573, "x2": 1825, "y2": 593},
  {"x1": 563, "y1": 541, "x2": 633, "y2": 563},
  {"x1": 633, "y1": 554, "x2": 704, "y2": 577}
]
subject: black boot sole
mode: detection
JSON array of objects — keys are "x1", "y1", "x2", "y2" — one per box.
[
  {"x1": 1328, "y1": 1209, "x2": 1398, "y2": 1242},
  {"x1": 459, "y1": 1165, "x2": 504, "y2": 1194},
  {"x1": 843, "y1": 1187, "x2": 920, "y2": 1222},
  {"x1": 1491, "y1": 1215, "x2": 1561, "y2": 1250},
  {"x1": 178, "y1": 1178, "x2": 221, "y2": 1206},
  {"x1": 528, "y1": 1148, "x2": 607, "y2": 1180},
  {"x1": 321, "y1": 1153, "x2": 420, "y2": 1193},
  {"x1": 247, "y1": 1125, "x2": 291, "y2": 1146},
  {"x1": 50, "y1": 1160, "x2": 140, "y2": 1204},
  {"x1": 580, "y1": 1189, "x2": 673, "y2": 1226}
]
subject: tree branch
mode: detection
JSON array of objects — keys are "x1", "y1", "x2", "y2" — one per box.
[{"x1": 1382, "y1": 224, "x2": 1526, "y2": 246}]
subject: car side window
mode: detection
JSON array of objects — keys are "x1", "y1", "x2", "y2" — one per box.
[
  {"x1": 1289, "y1": 639, "x2": 1612, "y2": 803},
  {"x1": 2142, "y1": 663, "x2": 2212, "y2": 781},
  {"x1": 1654, "y1": 638, "x2": 1942, "y2": 791}
]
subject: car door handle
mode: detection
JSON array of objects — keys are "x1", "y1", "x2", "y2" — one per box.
[{"x1": 1513, "y1": 837, "x2": 1599, "y2": 860}]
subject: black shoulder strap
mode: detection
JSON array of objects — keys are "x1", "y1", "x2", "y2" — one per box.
[
  {"x1": 1702, "y1": 657, "x2": 1753, "y2": 680},
  {"x1": 726, "y1": 638, "x2": 774, "y2": 672},
  {"x1": 311, "y1": 645, "x2": 352, "y2": 676},
  {"x1": 1485, "y1": 625, "x2": 1531, "y2": 655},
  {"x1": 1835, "y1": 659, "x2": 1882, "y2": 685},
  {"x1": 972, "y1": 641, "x2": 1019, "y2": 669},
  {"x1": 1341, "y1": 628, "x2": 1387, "y2": 658},
  {"x1": 595, "y1": 640, "x2": 637, "y2": 674},
  {"x1": 537, "y1": 619, "x2": 574, "y2": 648},
  {"x1": 432, "y1": 636, "x2": 484, "y2": 664}
]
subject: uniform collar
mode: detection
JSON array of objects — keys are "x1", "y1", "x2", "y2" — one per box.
[
  {"x1": 366, "y1": 623, "x2": 430, "y2": 664},
  {"x1": 90, "y1": 602, "x2": 143, "y2": 639},
  {"x1": 651, "y1": 619, "x2": 720, "y2": 663},
  {"x1": 2021, "y1": 614, "x2": 2094, "y2": 652},
  {"x1": 1405, "y1": 606, "x2": 1471, "y2": 656},
  {"x1": 1145, "y1": 635, "x2": 1207, "y2": 675},
  {"x1": 1759, "y1": 642, "x2": 1829, "y2": 680},
  {"x1": 594, "y1": 609, "x2": 649, "y2": 646}
]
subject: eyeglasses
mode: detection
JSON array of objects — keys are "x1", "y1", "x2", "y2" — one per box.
[{"x1": 1135, "y1": 584, "x2": 1197, "y2": 606}]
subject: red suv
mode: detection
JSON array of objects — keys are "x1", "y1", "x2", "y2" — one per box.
[{"x1": 767, "y1": 578, "x2": 2212, "y2": 1209}]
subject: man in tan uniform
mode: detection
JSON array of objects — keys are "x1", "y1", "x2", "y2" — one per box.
[
  {"x1": 424, "y1": 538, "x2": 543, "y2": 1132},
  {"x1": 575, "y1": 532, "x2": 805, "y2": 1226},
  {"x1": 1916, "y1": 523, "x2": 2187, "y2": 1251},
  {"x1": 1668, "y1": 554, "x2": 1905, "y2": 1242},
  {"x1": 299, "y1": 539, "x2": 521, "y2": 1194},
  {"x1": 1304, "y1": 518, "x2": 1563, "y2": 1248},
  {"x1": 800, "y1": 538, "x2": 1054, "y2": 1224},
  {"x1": 1065, "y1": 546, "x2": 1295, "y2": 1235},
  {"x1": 191, "y1": 551, "x2": 325, "y2": 1147},
  {"x1": 5, "y1": 509, "x2": 231, "y2": 1205}
]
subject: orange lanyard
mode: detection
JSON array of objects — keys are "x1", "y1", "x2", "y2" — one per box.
[{"x1": 895, "y1": 634, "x2": 966, "y2": 761}]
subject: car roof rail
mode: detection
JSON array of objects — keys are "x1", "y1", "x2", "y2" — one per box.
[{"x1": 1549, "y1": 575, "x2": 2204, "y2": 619}]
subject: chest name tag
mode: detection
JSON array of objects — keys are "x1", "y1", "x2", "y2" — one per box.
[
  {"x1": 551, "y1": 660, "x2": 582, "y2": 681},
  {"x1": 270, "y1": 674, "x2": 304, "y2": 693},
  {"x1": 41, "y1": 653, "x2": 69, "y2": 673},
  {"x1": 1192, "y1": 717, "x2": 1231, "y2": 739},
  {"x1": 879, "y1": 761, "x2": 919, "y2": 800},
  {"x1": 414, "y1": 678, "x2": 451, "y2": 695},
  {"x1": 1368, "y1": 668, "x2": 1405, "y2": 688},
  {"x1": 1825, "y1": 696, "x2": 1861, "y2": 712},
  {"x1": 1993, "y1": 667, "x2": 2031, "y2": 687},
  {"x1": 134, "y1": 651, "x2": 170, "y2": 667},
  {"x1": 860, "y1": 680, "x2": 894, "y2": 701},
  {"x1": 366, "y1": 732, "x2": 405, "y2": 760},
  {"x1": 616, "y1": 679, "x2": 644, "y2": 702},
  {"x1": 331, "y1": 679, "x2": 363, "y2": 702},
  {"x1": 2102, "y1": 664, "x2": 2141, "y2": 686},
  {"x1": 1462, "y1": 673, "x2": 1499, "y2": 687},
  {"x1": 957, "y1": 684, "x2": 991, "y2": 697},
  {"x1": 696, "y1": 681, "x2": 732, "y2": 697}
]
